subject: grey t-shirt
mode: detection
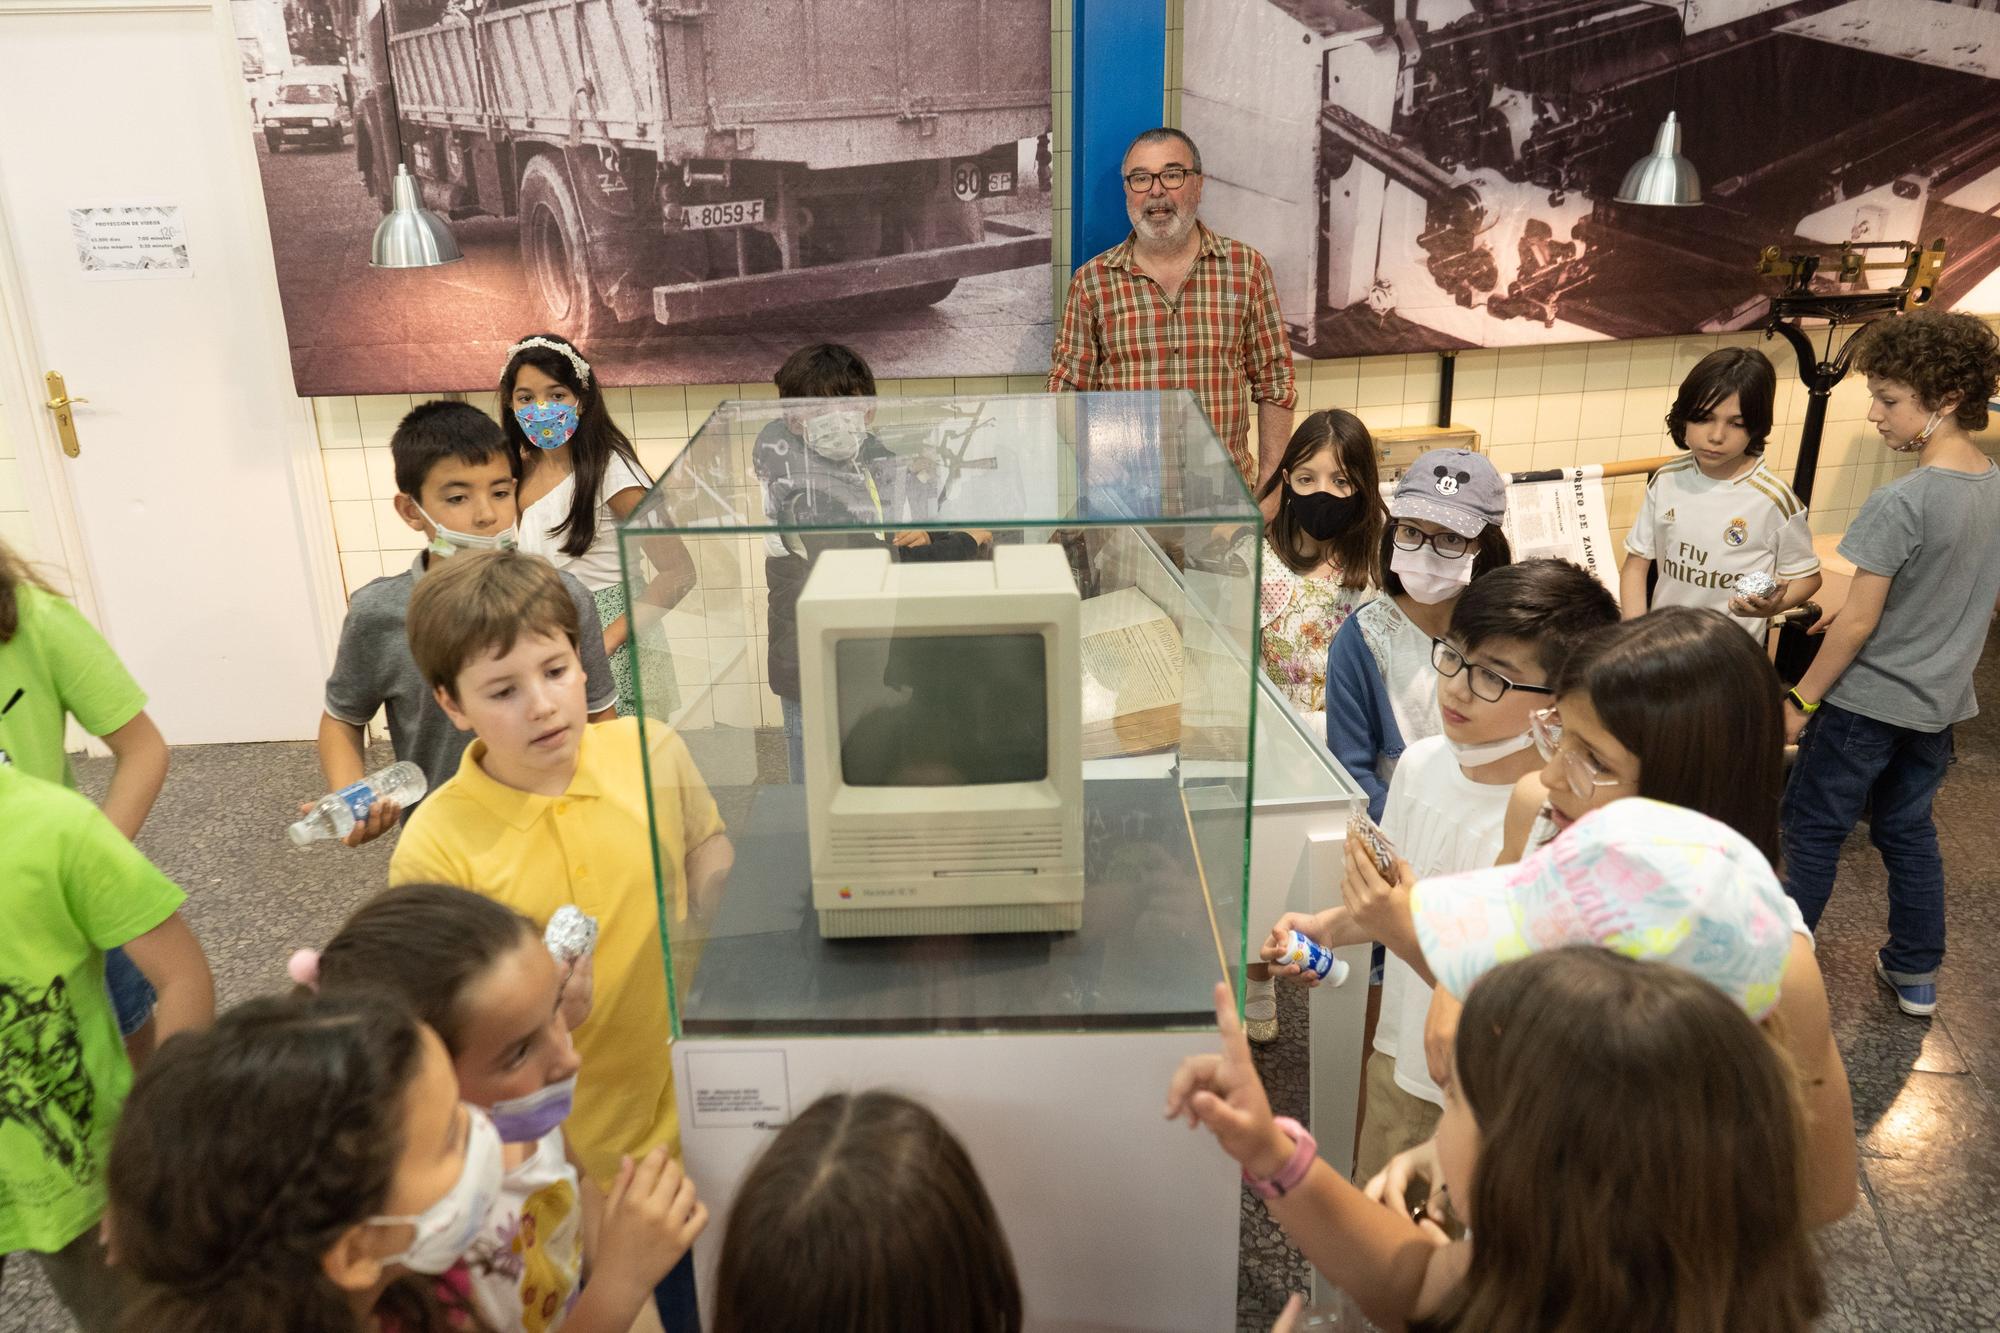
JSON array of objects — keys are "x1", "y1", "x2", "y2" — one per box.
[
  {"x1": 1828, "y1": 462, "x2": 2000, "y2": 732},
  {"x1": 324, "y1": 552, "x2": 618, "y2": 794}
]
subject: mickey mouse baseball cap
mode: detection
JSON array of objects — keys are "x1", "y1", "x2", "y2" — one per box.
[
  {"x1": 1408, "y1": 797, "x2": 1803, "y2": 1019},
  {"x1": 1390, "y1": 448, "x2": 1506, "y2": 539}
]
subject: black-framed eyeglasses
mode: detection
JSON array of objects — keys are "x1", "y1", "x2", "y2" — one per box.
[
  {"x1": 1431, "y1": 638, "x2": 1554, "y2": 704},
  {"x1": 1124, "y1": 166, "x2": 1200, "y2": 192},
  {"x1": 1392, "y1": 523, "x2": 1474, "y2": 560}
]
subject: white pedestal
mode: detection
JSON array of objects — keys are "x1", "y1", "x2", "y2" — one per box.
[
  {"x1": 669, "y1": 684, "x2": 1371, "y2": 1329},
  {"x1": 675, "y1": 1029, "x2": 1239, "y2": 1331}
]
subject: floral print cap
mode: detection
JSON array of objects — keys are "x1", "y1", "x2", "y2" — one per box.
[{"x1": 1410, "y1": 797, "x2": 1796, "y2": 1019}]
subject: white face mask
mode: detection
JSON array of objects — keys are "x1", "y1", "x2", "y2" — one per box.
[
  {"x1": 416, "y1": 503, "x2": 518, "y2": 557},
  {"x1": 1888, "y1": 408, "x2": 1945, "y2": 454},
  {"x1": 370, "y1": 1107, "x2": 505, "y2": 1275},
  {"x1": 1392, "y1": 543, "x2": 1475, "y2": 605},
  {"x1": 803, "y1": 409, "x2": 867, "y2": 462},
  {"x1": 1444, "y1": 729, "x2": 1536, "y2": 766}
]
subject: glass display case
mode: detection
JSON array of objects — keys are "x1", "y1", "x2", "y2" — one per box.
[{"x1": 617, "y1": 390, "x2": 1266, "y2": 1039}]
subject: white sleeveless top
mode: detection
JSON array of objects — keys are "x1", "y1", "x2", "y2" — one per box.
[{"x1": 516, "y1": 453, "x2": 652, "y2": 593}]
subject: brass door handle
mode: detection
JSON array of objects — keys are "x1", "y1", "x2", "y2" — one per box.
[{"x1": 44, "y1": 371, "x2": 84, "y2": 458}]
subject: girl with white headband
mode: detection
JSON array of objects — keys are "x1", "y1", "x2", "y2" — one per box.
[{"x1": 499, "y1": 334, "x2": 691, "y2": 716}]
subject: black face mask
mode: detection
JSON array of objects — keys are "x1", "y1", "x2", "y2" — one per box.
[{"x1": 1289, "y1": 488, "x2": 1368, "y2": 542}]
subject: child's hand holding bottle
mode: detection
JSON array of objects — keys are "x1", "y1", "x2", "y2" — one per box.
[
  {"x1": 294, "y1": 794, "x2": 400, "y2": 847},
  {"x1": 1260, "y1": 911, "x2": 1330, "y2": 982}
]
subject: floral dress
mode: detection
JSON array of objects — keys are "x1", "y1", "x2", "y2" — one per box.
[{"x1": 1259, "y1": 540, "x2": 1370, "y2": 735}]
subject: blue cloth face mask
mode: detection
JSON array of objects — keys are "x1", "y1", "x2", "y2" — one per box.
[
  {"x1": 487, "y1": 1073, "x2": 578, "y2": 1144},
  {"x1": 516, "y1": 400, "x2": 580, "y2": 450}
]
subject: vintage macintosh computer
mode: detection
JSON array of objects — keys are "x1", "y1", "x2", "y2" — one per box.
[{"x1": 796, "y1": 544, "x2": 1085, "y2": 937}]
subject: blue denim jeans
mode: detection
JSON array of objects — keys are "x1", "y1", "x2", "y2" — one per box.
[
  {"x1": 781, "y1": 694, "x2": 805, "y2": 783},
  {"x1": 105, "y1": 946, "x2": 157, "y2": 1038},
  {"x1": 1781, "y1": 702, "x2": 1953, "y2": 983},
  {"x1": 653, "y1": 1248, "x2": 698, "y2": 1331}
]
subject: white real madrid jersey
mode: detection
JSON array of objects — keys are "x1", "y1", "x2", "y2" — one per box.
[{"x1": 1625, "y1": 455, "x2": 1819, "y2": 636}]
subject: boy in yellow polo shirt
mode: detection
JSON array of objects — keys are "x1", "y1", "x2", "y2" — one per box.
[{"x1": 390, "y1": 548, "x2": 730, "y2": 1331}]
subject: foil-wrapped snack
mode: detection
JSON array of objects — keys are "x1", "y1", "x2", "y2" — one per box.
[
  {"x1": 543, "y1": 906, "x2": 599, "y2": 963},
  {"x1": 1735, "y1": 570, "x2": 1778, "y2": 600}
]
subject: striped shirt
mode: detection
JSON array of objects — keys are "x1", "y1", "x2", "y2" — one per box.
[
  {"x1": 1625, "y1": 455, "x2": 1818, "y2": 636},
  {"x1": 1048, "y1": 223, "x2": 1297, "y2": 481}
]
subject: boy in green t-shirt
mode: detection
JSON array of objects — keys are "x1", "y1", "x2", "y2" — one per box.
[{"x1": 0, "y1": 763, "x2": 213, "y2": 1333}]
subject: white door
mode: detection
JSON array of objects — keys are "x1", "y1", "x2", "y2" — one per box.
[{"x1": 0, "y1": 2, "x2": 338, "y2": 744}]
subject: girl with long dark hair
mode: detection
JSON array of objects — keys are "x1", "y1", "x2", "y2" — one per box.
[{"x1": 501, "y1": 334, "x2": 692, "y2": 716}]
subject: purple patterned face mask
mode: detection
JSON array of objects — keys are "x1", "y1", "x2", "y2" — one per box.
[
  {"x1": 516, "y1": 400, "x2": 580, "y2": 450},
  {"x1": 487, "y1": 1073, "x2": 577, "y2": 1143}
]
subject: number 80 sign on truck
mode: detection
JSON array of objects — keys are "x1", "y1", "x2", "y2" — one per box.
[{"x1": 349, "y1": 0, "x2": 1053, "y2": 342}]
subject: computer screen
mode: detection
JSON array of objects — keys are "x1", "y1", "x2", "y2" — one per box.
[{"x1": 835, "y1": 633, "x2": 1049, "y2": 786}]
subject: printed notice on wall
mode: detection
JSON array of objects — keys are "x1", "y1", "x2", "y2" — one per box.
[
  {"x1": 1503, "y1": 467, "x2": 1615, "y2": 594},
  {"x1": 68, "y1": 204, "x2": 192, "y2": 279},
  {"x1": 685, "y1": 1050, "x2": 791, "y2": 1130}
]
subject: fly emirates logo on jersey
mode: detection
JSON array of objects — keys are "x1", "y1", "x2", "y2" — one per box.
[{"x1": 1660, "y1": 539, "x2": 1747, "y2": 590}]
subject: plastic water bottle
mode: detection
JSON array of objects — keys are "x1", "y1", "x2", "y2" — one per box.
[
  {"x1": 1276, "y1": 930, "x2": 1350, "y2": 986},
  {"x1": 288, "y1": 762, "x2": 427, "y2": 845}
]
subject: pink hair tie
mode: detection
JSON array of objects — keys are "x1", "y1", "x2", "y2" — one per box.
[{"x1": 287, "y1": 948, "x2": 322, "y2": 989}]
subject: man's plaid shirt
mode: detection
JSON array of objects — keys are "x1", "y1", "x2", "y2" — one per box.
[{"x1": 1048, "y1": 223, "x2": 1297, "y2": 480}]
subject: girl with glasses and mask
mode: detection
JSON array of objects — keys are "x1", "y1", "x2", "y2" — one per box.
[
  {"x1": 1366, "y1": 606, "x2": 1859, "y2": 1233},
  {"x1": 1325, "y1": 450, "x2": 1510, "y2": 828},
  {"x1": 1325, "y1": 448, "x2": 1510, "y2": 823},
  {"x1": 1240, "y1": 411, "x2": 1386, "y2": 1041}
]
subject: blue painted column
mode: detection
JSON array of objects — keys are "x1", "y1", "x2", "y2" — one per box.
[{"x1": 1071, "y1": 0, "x2": 1168, "y2": 271}]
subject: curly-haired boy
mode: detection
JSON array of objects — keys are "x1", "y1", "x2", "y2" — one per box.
[{"x1": 1781, "y1": 309, "x2": 2000, "y2": 1017}]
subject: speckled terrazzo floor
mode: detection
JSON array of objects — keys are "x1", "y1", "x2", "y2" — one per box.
[{"x1": 8, "y1": 637, "x2": 2000, "y2": 1330}]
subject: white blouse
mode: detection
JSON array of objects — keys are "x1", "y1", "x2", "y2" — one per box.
[{"x1": 515, "y1": 452, "x2": 652, "y2": 593}]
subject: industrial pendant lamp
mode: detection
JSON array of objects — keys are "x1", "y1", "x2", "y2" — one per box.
[
  {"x1": 369, "y1": 163, "x2": 463, "y2": 268},
  {"x1": 1616, "y1": 0, "x2": 1701, "y2": 207},
  {"x1": 1615, "y1": 111, "x2": 1701, "y2": 207}
]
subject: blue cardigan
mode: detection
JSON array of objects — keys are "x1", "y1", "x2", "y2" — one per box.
[{"x1": 1325, "y1": 612, "x2": 1404, "y2": 821}]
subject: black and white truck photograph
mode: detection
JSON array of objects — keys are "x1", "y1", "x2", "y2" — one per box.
[{"x1": 232, "y1": 0, "x2": 1055, "y2": 394}]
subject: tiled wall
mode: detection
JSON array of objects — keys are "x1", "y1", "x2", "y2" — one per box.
[
  {"x1": 291, "y1": 5, "x2": 1998, "y2": 734},
  {"x1": 315, "y1": 334, "x2": 2000, "y2": 589}
]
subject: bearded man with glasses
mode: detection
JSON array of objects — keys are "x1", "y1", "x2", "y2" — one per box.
[{"x1": 1048, "y1": 127, "x2": 1296, "y2": 494}]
